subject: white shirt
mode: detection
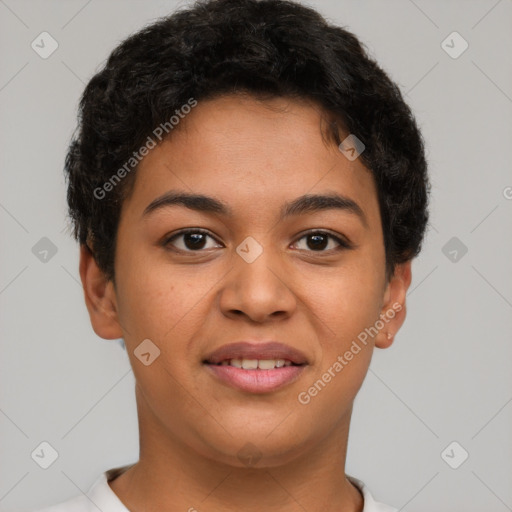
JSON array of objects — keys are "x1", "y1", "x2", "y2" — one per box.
[{"x1": 29, "y1": 465, "x2": 400, "y2": 512}]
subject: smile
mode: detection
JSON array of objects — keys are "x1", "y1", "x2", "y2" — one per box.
[
  {"x1": 212, "y1": 358, "x2": 298, "y2": 369},
  {"x1": 204, "y1": 360, "x2": 307, "y2": 393}
]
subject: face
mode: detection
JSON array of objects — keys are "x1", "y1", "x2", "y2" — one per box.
[{"x1": 81, "y1": 94, "x2": 411, "y2": 467}]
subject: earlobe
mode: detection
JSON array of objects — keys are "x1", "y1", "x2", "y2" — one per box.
[
  {"x1": 79, "y1": 244, "x2": 123, "y2": 340},
  {"x1": 374, "y1": 260, "x2": 412, "y2": 349}
]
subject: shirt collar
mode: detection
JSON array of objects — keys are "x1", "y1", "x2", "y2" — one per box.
[{"x1": 87, "y1": 465, "x2": 397, "y2": 512}]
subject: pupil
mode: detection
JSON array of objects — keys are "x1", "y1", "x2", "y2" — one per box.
[
  {"x1": 308, "y1": 234, "x2": 327, "y2": 250},
  {"x1": 185, "y1": 233, "x2": 206, "y2": 250}
]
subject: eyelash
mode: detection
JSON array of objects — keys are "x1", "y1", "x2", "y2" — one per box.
[{"x1": 162, "y1": 228, "x2": 353, "y2": 254}]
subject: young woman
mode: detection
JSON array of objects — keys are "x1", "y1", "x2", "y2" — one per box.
[{"x1": 33, "y1": 1, "x2": 430, "y2": 510}]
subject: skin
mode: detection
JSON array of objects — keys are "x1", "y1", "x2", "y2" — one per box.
[{"x1": 80, "y1": 94, "x2": 412, "y2": 512}]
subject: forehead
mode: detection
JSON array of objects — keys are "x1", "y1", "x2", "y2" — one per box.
[{"x1": 121, "y1": 94, "x2": 380, "y2": 229}]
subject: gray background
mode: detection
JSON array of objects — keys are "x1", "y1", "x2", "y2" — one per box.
[{"x1": 1, "y1": 0, "x2": 511, "y2": 511}]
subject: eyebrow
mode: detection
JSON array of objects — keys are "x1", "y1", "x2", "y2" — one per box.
[{"x1": 142, "y1": 190, "x2": 368, "y2": 228}]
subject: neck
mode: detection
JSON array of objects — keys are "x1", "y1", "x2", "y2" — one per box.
[{"x1": 109, "y1": 389, "x2": 364, "y2": 512}]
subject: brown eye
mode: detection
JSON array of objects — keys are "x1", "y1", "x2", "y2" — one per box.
[
  {"x1": 163, "y1": 229, "x2": 222, "y2": 252},
  {"x1": 293, "y1": 231, "x2": 352, "y2": 252}
]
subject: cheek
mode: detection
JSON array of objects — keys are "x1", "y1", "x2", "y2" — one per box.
[
  {"x1": 306, "y1": 254, "x2": 383, "y2": 405},
  {"x1": 114, "y1": 250, "x2": 222, "y2": 353},
  {"x1": 308, "y1": 261, "x2": 383, "y2": 347},
  {"x1": 114, "y1": 250, "x2": 186, "y2": 338}
]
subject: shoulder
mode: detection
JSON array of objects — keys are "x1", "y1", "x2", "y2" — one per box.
[{"x1": 347, "y1": 475, "x2": 402, "y2": 512}]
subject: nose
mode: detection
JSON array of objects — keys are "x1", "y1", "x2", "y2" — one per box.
[{"x1": 218, "y1": 245, "x2": 297, "y2": 324}]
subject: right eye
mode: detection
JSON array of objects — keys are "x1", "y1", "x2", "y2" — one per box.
[{"x1": 162, "y1": 229, "x2": 223, "y2": 253}]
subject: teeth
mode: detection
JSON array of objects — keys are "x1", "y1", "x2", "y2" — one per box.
[
  {"x1": 219, "y1": 358, "x2": 293, "y2": 369},
  {"x1": 259, "y1": 359, "x2": 280, "y2": 370},
  {"x1": 241, "y1": 359, "x2": 258, "y2": 370}
]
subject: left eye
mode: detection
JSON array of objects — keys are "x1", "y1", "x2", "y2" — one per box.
[{"x1": 292, "y1": 231, "x2": 350, "y2": 252}]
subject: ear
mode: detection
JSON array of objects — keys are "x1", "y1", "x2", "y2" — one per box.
[
  {"x1": 374, "y1": 260, "x2": 413, "y2": 349},
  {"x1": 79, "y1": 244, "x2": 123, "y2": 340}
]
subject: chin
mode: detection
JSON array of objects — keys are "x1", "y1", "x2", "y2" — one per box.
[{"x1": 196, "y1": 425, "x2": 318, "y2": 469}]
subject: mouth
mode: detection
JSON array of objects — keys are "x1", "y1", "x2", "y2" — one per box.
[
  {"x1": 205, "y1": 358, "x2": 303, "y2": 369},
  {"x1": 204, "y1": 341, "x2": 308, "y2": 365},
  {"x1": 203, "y1": 341, "x2": 308, "y2": 393}
]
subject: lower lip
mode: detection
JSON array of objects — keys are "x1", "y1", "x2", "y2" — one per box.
[{"x1": 205, "y1": 364, "x2": 306, "y2": 393}]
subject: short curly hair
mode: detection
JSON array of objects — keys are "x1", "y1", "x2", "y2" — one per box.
[{"x1": 65, "y1": 0, "x2": 430, "y2": 283}]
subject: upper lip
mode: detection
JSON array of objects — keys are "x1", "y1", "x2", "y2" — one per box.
[{"x1": 204, "y1": 341, "x2": 308, "y2": 365}]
